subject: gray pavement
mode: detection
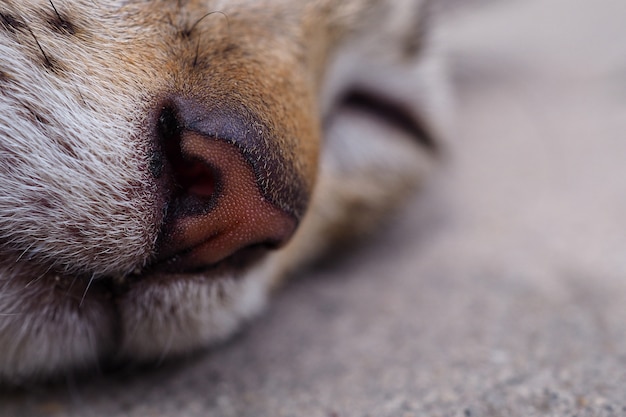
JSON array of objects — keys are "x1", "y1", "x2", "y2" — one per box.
[{"x1": 3, "y1": 0, "x2": 626, "y2": 415}]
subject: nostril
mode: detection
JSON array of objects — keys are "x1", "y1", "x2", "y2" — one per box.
[
  {"x1": 175, "y1": 159, "x2": 218, "y2": 199},
  {"x1": 157, "y1": 104, "x2": 180, "y2": 141},
  {"x1": 157, "y1": 104, "x2": 219, "y2": 202}
]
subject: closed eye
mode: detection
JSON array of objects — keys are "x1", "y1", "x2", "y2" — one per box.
[{"x1": 337, "y1": 89, "x2": 438, "y2": 153}]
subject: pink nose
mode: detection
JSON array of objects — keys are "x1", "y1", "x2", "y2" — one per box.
[{"x1": 153, "y1": 101, "x2": 305, "y2": 272}]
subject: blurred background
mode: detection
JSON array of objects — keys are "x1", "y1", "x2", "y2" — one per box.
[{"x1": 3, "y1": 0, "x2": 626, "y2": 416}]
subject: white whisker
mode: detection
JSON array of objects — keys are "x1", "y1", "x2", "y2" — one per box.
[{"x1": 79, "y1": 274, "x2": 95, "y2": 308}]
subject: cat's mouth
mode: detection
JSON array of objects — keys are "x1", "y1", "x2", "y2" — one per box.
[{"x1": 71, "y1": 256, "x2": 264, "y2": 308}]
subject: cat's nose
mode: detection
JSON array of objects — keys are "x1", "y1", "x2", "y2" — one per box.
[{"x1": 151, "y1": 99, "x2": 305, "y2": 272}]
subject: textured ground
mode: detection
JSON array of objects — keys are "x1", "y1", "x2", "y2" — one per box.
[{"x1": 3, "y1": 0, "x2": 626, "y2": 415}]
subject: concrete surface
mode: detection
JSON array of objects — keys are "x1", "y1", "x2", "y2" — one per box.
[{"x1": 3, "y1": 0, "x2": 626, "y2": 415}]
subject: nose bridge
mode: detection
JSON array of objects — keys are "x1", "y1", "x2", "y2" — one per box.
[{"x1": 168, "y1": 16, "x2": 322, "y2": 213}]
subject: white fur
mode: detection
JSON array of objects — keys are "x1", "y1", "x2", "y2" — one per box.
[{"x1": 117, "y1": 268, "x2": 272, "y2": 360}]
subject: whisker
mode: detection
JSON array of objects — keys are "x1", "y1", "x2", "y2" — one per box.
[
  {"x1": 25, "y1": 264, "x2": 54, "y2": 288},
  {"x1": 79, "y1": 274, "x2": 95, "y2": 307},
  {"x1": 15, "y1": 242, "x2": 36, "y2": 264}
]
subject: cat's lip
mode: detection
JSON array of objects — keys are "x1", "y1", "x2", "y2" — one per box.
[
  {"x1": 102, "y1": 244, "x2": 269, "y2": 292},
  {"x1": 147, "y1": 244, "x2": 269, "y2": 276}
]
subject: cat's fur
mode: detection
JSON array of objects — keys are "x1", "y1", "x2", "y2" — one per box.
[{"x1": 0, "y1": 0, "x2": 448, "y2": 381}]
